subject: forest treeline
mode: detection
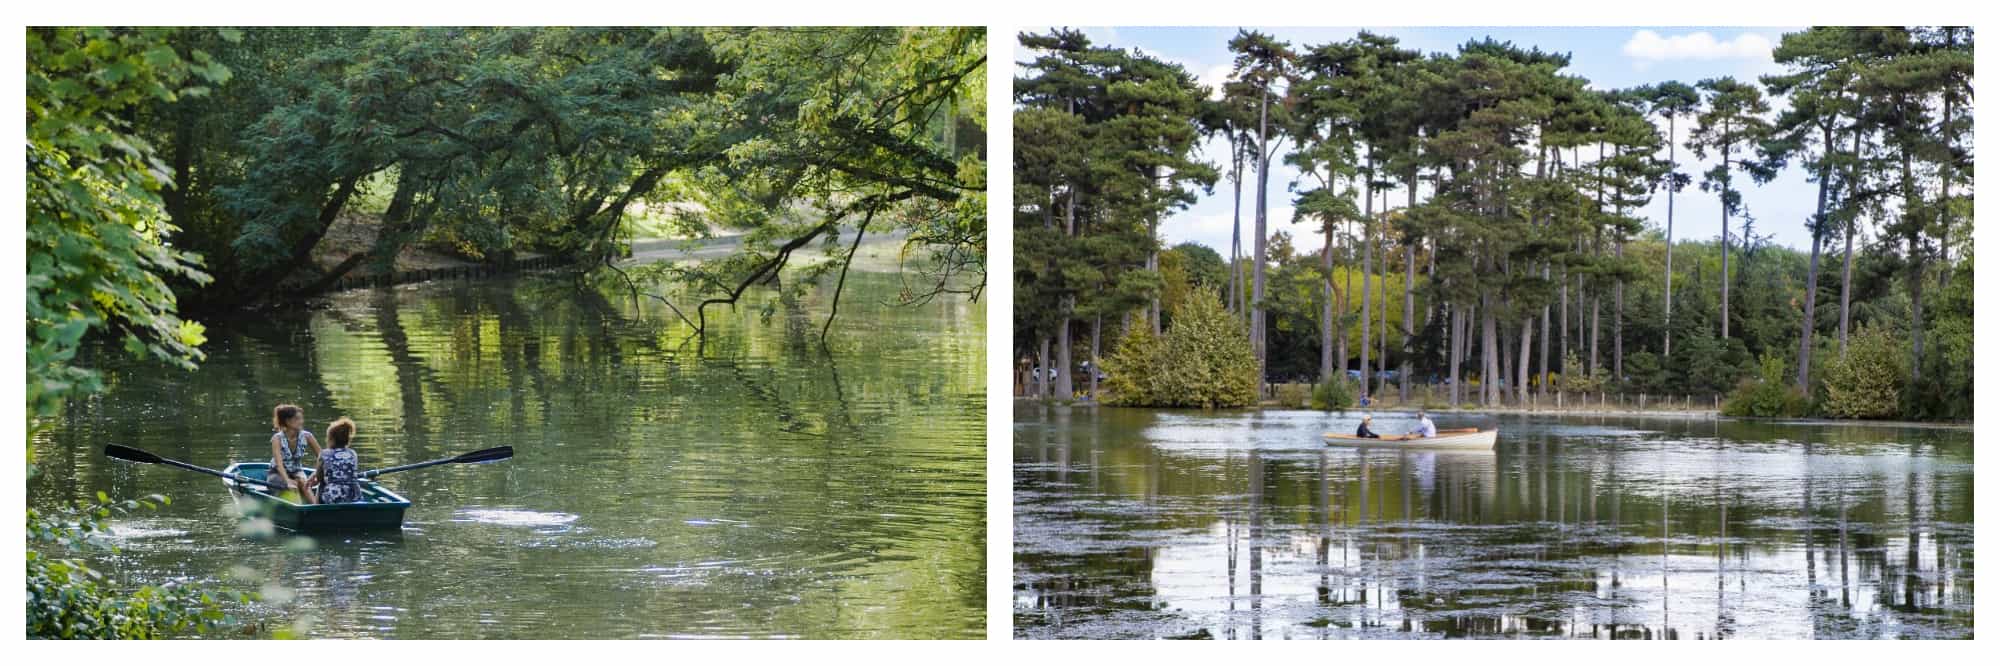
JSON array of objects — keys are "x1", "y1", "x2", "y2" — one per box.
[
  {"x1": 1015, "y1": 27, "x2": 1971, "y2": 421},
  {"x1": 29, "y1": 26, "x2": 986, "y2": 425}
]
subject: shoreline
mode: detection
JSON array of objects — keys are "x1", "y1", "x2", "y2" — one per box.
[{"x1": 1011, "y1": 397, "x2": 1972, "y2": 430}]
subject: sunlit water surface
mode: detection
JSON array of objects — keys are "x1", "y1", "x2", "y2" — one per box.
[{"x1": 32, "y1": 261, "x2": 985, "y2": 639}]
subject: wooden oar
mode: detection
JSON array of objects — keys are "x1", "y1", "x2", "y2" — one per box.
[
  {"x1": 103, "y1": 444, "x2": 277, "y2": 488},
  {"x1": 361, "y1": 446, "x2": 513, "y2": 479}
]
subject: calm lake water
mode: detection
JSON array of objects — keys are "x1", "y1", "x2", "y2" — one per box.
[
  {"x1": 30, "y1": 259, "x2": 985, "y2": 638},
  {"x1": 1014, "y1": 405, "x2": 1973, "y2": 639}
]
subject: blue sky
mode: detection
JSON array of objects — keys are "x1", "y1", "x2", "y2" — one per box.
[{"x1": 1042, "y1": 26, "x2": 1820, "y2": 255}]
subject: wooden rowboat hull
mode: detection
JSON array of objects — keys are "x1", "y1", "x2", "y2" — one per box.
[
  {"x1": 1323, "y1": 429, "x2": 1498, "y2": 450},
  {"x1": 223, "y1": 462, "x2": 410, "y2": 532}
]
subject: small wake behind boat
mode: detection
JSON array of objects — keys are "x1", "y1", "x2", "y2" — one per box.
[
  {"x1": 223, "y1": 462, "x2": 409, "y2": 532},
  {"x1": 1323, "y1": 428, "x2": 1498, "y2": 450}
]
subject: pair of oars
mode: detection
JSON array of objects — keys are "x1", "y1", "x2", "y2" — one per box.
[{"x1": 103, "y1": 444, "x2": 514, "y2": 489}]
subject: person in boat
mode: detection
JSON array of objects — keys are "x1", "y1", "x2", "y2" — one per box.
[
  {"x1": 268, "y1": 404, "x2": 320, "y2": 504},
  {"x1": 314, "y1": 417, "x2": 363, "y2": 504},
  {"x1": 1412, "y1": 410, "x2": 1438, "y2": 439},
  {"x1": 1355, "y1": 415, "x2": 1382, "y2": 439}
]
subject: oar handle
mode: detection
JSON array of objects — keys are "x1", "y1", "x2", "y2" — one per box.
[
  {"x1": 106, "y1": 447, "x2": 277, "y2": 489},
  {"x1": 361, "y1": 458, "x2": 453, "y2": 479}
]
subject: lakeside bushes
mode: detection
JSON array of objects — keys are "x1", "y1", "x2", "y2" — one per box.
[
  {"x1": 1103, "y1": 292, "x2": 1258, "y2": 408},
  {"x1": 1721, "y1": 352, "x2": 1811, "y2": 417},
  {"x1": 1819, "y1": 325, "x2": 1908, "y2": 419},
  {"x1": 27, "y1": 494, "x2": 247, "y2": 638}
]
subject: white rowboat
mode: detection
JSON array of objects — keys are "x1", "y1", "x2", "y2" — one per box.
[{"x1": 1322, "y1": 429, "x2": 1497, "y2": 450}]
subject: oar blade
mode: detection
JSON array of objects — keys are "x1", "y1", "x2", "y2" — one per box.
[
  {"x1": 103, "y1": 444, "x2": 165, "y2": 465},
  {"x1": 453, "y1": 446, "x2": 514, "y2": 464}
]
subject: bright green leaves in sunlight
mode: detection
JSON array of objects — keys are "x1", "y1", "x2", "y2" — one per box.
[{"x1": 26, "y1": 28, "x2": 228, "y2": 433}]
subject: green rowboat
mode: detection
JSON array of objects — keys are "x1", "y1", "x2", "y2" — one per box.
[{"x1": 223, "y1": 462, "x2": 410, "y2": 532}]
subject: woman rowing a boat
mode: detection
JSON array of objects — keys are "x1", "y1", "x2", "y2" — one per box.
[
  {"x1": 314, "y1": 418, "x2": 363, "y2": 504},
  {"x1": 268, "y1": 404, "x2": 321, "y2": 504}
]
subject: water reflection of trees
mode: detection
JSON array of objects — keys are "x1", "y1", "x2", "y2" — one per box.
[
  {"x1": 1014, "y1": 409, "x2": 1973, "y2": 639},
  {"x1": 35, "y1": 268, "x2": 987, "y2": 638}
]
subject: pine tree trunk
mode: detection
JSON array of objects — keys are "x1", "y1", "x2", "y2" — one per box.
[
  {"x1": 1360, "y1": 157, "x2": 1375, "y2": 398},
  {"x1": 1720, "y1": 139, "x2": 1733, "y2": 340},
  {"x1": 1482, "y1": 296, "x2": 1499, "y2": 406},
  {"x1": 1402, "y1": 176, "x2": 1417, "y2": 403},
  {"x1": 1338, "y1": 219, "x2": 1350, "y2": 382},
  {"x1": 1559, "y1": 263, "x2": 1569, "y2": 369},
  {"x1": 1614, "y1": 238, "x2": 1624, "y2": 382},
  {"x1": 1320, "y1": 170, "x2": 1336, "y2": 382},
  {"x1": 1056, "y1": 316, "x2": 1074, "y2": 399},
  {"x1": 1839, "y1": 124, "x2": 1861, "y2": 356},
  {"x1": 1903, "y1": 147, "x2": 1925, "y2": 384},
  {"x1": 1797, "y1": 121, "x2": 1834, "y2": 390},
  {"x1": 1663, "y1": 115, "x2": 1677, "y2": 358},
  {"x1": 1518, "y1": 317, "x2": 1533, "y2": 405},
  {"x1": 1090, "y1": 316, "x2": 1102, "y2": 400},
  {"x1": 1590, "y1": 292, "x2": 1601, "y2": 376},
  {"x1": 1252, "y1": 92, "x2": 1271, "y2": 388},
  {"x1": 1448, "y1": 303, "x2": 1462, "y2": 407},
  {"x1": 1038, "y1": 336, "x2": 1052, "y2": 399},
  {"x1": 1230, "y1": 141, "x2": 1245, "y2": 315}
]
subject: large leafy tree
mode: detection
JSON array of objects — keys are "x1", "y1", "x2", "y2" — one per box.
[{"x1": 26, "y1": 27, "x2": 229, "y2": 428}]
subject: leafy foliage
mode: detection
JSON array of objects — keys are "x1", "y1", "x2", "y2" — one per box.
[
  {"x1": 1100, "y1": 321, "x2": 1163, "y2": 407},
  {"x1": 1819, "y1": 324, "x2": 1908, "y2": 419},
  {"x1": 26, "y1": 28, "x2": 223, "y2": 430},
  {"x1": 27, "y1": 493, "x2": 250, "y2": 639},
  {"x1": 1721, "y1": 352, "x2": 1811, "y2": 417},
  {"x1": 1103, "y1": 292, "x2": 1259, "y2": 408},
  {"x1": 1018, "y1": 27, "x2": 1969, "y2": 421},
  {"x1": 1311, "y1": 378, "x2": 1356, "y2": 411}
]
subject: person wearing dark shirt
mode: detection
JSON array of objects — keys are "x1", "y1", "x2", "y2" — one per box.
[{"x1": 1356, "y1": 415, "x2": 1382, "y2": 439}]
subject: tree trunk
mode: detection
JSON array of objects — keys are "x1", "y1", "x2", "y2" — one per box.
[
  {"x1": 1720, "y1": 139, "x2": 1733, "y2": 340},
  {"x1": 1320, "y1": 170, "x2": 1336, "y2": 382},
  {"x1": 1663, "y1": 114, "x2": 1677, "y2": 358},
  {"x1": 1590, "y1": 292, "x2": 1601, "y2": 376},
  {"x1": 1252, "y1": 91, "x2": 1271, "y2": 387},
  {"x1": 1038, "y1": 336, "x2": 1052, "y2": 399},
  {"x1": 1518, "y1": 317, "x2": 1533, "y2": 405},
  {"x1": 1903, "y1": 147, "x2": 1925, "y2": 385},
  {"x1": 1481, "y1": 295, "x2": 1499, "y2": 406},
  {"x1": 1360, "y1": 156, "x2": 1375, "y2": 398},
  {"x1": 1797, "y1": 121, "x2": 1834, "y2": 390},
  {"x1": 1090, "y1": 316, "x2": 1102, "y2": 400},
  {"x1": 1614, "y1": 238, "x2": 1624, "y2": 382},
  {"x1": 1055, "y1": 316, "x2": 1074, "y2": 400},
  {"x1": 1337, "y1": 220, "x2": 1349, "y2": 382},
  {"x1": 1559, "y1": 263, "x2": 1568, "y2": 369},
  {"x1": 1231, "y1": 143, "x2": 1245, "y2": 315},
  {"x1": 1448, "y1": 303, "x2": 1463, "y2": 407},
  {"x1": 369, "y1": 166, "x2": 425, "y2": 272},
  {"x1": 1402, "y1": 174, "x2": 1418, "y2": 403},
  {"x1": 1839, "y1": 122, "x2": 1861, "y2": 356}
]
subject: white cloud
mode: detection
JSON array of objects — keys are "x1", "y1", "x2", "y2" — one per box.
[
  {"x1": 1198, "y1": 63, "x2": 1232, "y2": 100},
  {"x1": 1621, "y1": 30, "x2": 1774, "y2": 66}
]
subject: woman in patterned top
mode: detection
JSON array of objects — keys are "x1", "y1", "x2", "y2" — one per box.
[
  {"x1": 314, "y1": 417, "x2": 363, "y2": 504},
  {"x1": 268, "y1": 404, "x2": 320, "y2": 504}
]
